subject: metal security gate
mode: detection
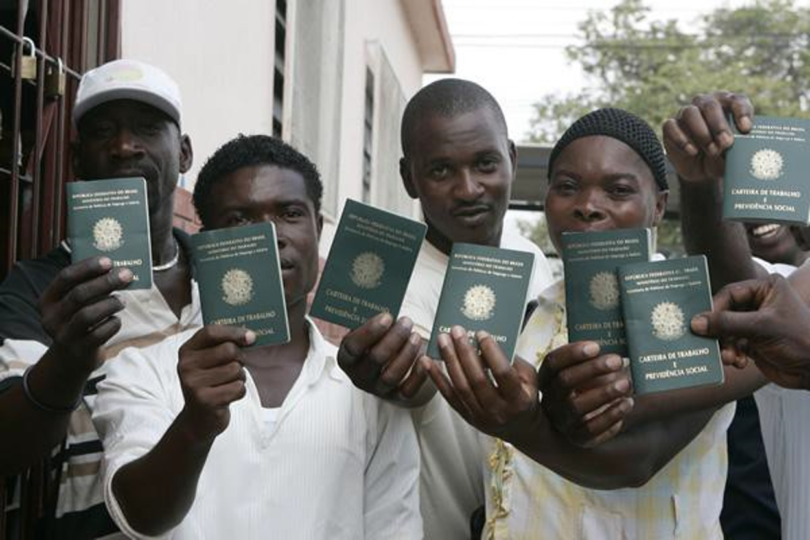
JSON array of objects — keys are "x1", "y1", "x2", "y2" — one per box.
[{"x1": 0, "y1": 0, "x2": 120, "y2": 282}]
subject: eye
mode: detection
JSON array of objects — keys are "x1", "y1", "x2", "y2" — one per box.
[
  {"x1": 551, "y1": 178, "x2": 577, "y2": 195},
  {"x1": 282, "y1": 208, "x2": 304, "y2": 220},
  {"x1": 608, "y1": 183, "x2": 636, "y2": 197},
  {"x1": 137, "y1": 120, "x2": 164, "y2": 136},
  {"x1": 86, "y1": 121, "x2": 115, "y2": 139},
  {"x1": 429, "y1": 164, "x2": 450, "y2": 180},
  {"x1": 226, "y1": 214, "x2": 250, "y2": 226},
  {"x1": 477, "y1": 157, "x2": 499, "y2": 173}
]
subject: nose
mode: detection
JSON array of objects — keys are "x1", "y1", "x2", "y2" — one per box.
[
  {"x1": 253, "y1": 215, "x2": 288, "y2": 249},
  {"x1": 454, "y1": 169, "x2": 485, "y2": 202},
  {"x1": 573, "y1": 190, "x2": 607, "y2": 222},
  {"x1": 110, "y1": 128, "x2": 145, "y2": 159}
]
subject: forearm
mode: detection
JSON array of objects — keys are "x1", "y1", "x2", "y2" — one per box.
[
  {"x1": 111, "y1": 410, "x2": 213, "y2": 536},
  {"x1": 680, "y1": 180, "x2": 764, "y2": 291},
  {"x1": 626, "y1": 362, "x2": 766, "y2": 429},
  {"x1": 0, "y1": 350, "x2": 92, "y2": 474},
  {"x1": 511, "y1": 406, "x2": 713, "y2": 489}
]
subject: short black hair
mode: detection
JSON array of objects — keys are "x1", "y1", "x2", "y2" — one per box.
[
  {"x1": 400, "y1": 78, "x2": 508, "y2": 157},
  {"x1": 193, "y1": 134, "x2": 323, "y2": 226}
]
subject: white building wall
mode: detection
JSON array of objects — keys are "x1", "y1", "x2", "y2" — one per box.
[
  {"x1": 120, "y1": 0, "x2": 276, "y2": 186},
  {"x1": 317, "y1": 0, "x2": 425, "y2": 252},
  {"x1": 339, "y1": 0, "x2": 422, "y2": 202},
  {"x1": 120, "y1": 0, "x2": 442, "y2": 255}
]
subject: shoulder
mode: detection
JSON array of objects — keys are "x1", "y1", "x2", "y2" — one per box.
[{"x1": 104, "y1": 328, "x2": 193, "y2": 392}]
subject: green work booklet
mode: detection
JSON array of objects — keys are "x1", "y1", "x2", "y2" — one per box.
[
  {"x1": 427, "y1": 243, "x2": 535, "y2": 362},
  {"x1": 66, "y1": 177, "x2": 152, "y2": 290},
  {"x1": 192, "y1": 222, "x2": 289, "y2": 347},
  {"x1": 724, "y1": 115, "x2": 810, "y2": 224},
  {"x1": 562, "y1": 228, "x2": 651, "y2": 356},
  {"x1": 310, "y1": 199, "x2": 426, "y2": 329},
  {"x1": 618, "y1": 255, "x2": 723, "y2": 395}
]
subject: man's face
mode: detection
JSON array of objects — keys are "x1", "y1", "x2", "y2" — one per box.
[
  {"x1": 205, "y1": 165, "x2": 322, "y2": 308},
  {"x1": 74, "y1": 99, "x2": 192, "y2": 217},
  {"x1": 400, "y1": 107, "x2": 515, "y2": 248},
  {"x1": 545, "y1": 135, "x2": 667, "y2": 253},
  {"x1": 744, "y1": 223, "x2": 802, "y2": 265}
]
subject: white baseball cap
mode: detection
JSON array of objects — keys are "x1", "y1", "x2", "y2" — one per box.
[{"x1": 73, "y1": 59, "x2": 182, "y2": 127}]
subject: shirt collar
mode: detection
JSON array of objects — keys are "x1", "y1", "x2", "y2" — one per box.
[{"x1": 301, "y1": 317, "x2": 343, "y2": 385}]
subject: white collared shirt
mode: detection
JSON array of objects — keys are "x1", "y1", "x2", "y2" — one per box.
[{"x1": 93, "y1": 320, "x2": 422, "y2": 540}]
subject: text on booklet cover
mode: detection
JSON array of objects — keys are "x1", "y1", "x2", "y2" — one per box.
[
  {"x1": 724, "y1": 115, "x2": 810, "y2": 225},
  {"x1": 562, "y1": 228, "x2": 651, "y2": 356},
  {"x1": 66, "y1": 177, "x2": 152, "y2": 290},
  {"x1": 310, "y1": 199, "x2": 426, "y2": 329},
  {"x1": 619, "y1": 255, "x2": 723, "y2": 395},
  {"x1": 428, "y1": 243, "x2": 534, "y2": 362},
  {"x1": 192, "y1": 222, "x2": 289, "y2": 347}
]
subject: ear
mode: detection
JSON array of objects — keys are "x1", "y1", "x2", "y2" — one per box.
[
  {"x1": 316, "y1": 213, "x2": 323, "y2": 239},
  {"x1": 179, "y1": 134, "x2": 193, "y2": 174},
  {"x1": 508, "y1": 139, "x2": 518, "y2": 182},
  {"x1": 653, "y1": 190, "x2": 669, "y2": 226},
  {"x1": 400, "y1": 157, "x2": 417, "y2": 199},
  {"x1": 71, "y1": 141, "x2": 83, "y2": 179}
]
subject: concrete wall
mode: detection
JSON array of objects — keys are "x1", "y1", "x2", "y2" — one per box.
[{"x1": 120, "y1": 0, "x2": 276, "y2": 186}]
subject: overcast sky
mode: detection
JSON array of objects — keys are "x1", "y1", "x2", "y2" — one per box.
[{"x1": 427, "y1": 0, "x2": 782, "y2": 143}]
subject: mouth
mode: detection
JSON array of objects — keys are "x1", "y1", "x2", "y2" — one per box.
[
  {"x1": 279, "y1": 259, "x2": 295, "y2": 272},
  {"x1": 749, "y1": 223, "x2": 782, "y2": 240},
  {"x1": 452, "y1": 205, "x2": 491, "y2": 225}
]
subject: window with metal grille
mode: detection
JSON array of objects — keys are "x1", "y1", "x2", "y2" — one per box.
[
  {"x1": 272, "y1": 0, "x2": 286, "y2": 138},
  {"x1": 362, "y1": 67, "x2": 374, "y2": 204}
]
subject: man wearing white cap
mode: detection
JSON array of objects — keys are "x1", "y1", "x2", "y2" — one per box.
[{"x1": 0, "y1": 59, "x2": 198, "y2": 539}]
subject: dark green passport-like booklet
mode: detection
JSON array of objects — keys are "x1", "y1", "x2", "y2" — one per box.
[
  {"x1": 427, "y1": 243, "x2": 535, "y2": 362},
  {"x1": 310, "y1": 199, "x2": 426, "y2": 329},
  {"x1": 192, "y1": 222, "x2": 289, "y2": 347},
  {"x1": 619, "y1": 255, "x2": 723, "y2": 395},
  {"x1": 724, "y1": 115, "x2": 810, "y2": 224},
  {"x1": 562, "y1": 229, "x2": 651, "y2": 356},
  {"x1": 66, "y1": 177, "x2": 152, "y2": 289}
]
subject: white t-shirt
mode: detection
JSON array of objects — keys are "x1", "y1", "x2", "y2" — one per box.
[
  {"x1": 93, "y1": 321, "x2": 422, "y2": 540},
  {"x1": 752, "y1": 257, "x2": 810, "y2": 540},
  {"x1": 400, "y1": 229, "x2": 554, "y2": 540}
]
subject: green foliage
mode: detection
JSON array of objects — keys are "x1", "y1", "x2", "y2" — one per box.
[
  {"x1": 517, "y1": 214, "x2": 557, "y2": 256},
  {"x1": 521, "y1": 0, "x2": 809, "y2": 256},
  {"x1": 526, "y1": 0, "x2": 810, "y2": 144}
]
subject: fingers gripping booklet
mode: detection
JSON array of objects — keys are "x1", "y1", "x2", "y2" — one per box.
[
  {"x1": 427, "y1": 243, "x2": 535, "y2": 362},
  {"x1": 192, "y1": 222, "x2": 290, "y2": 347},
  {"x1": 66, "y1": 177, "x2": 153, "y2": 289},
  {"x1": 310, "y1": 199, "x2": 427, "y2": 329}
]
